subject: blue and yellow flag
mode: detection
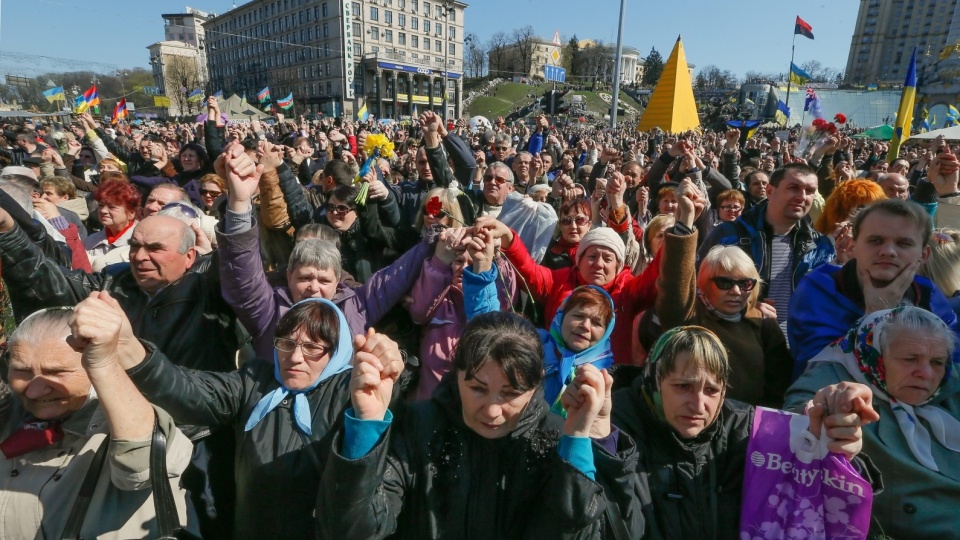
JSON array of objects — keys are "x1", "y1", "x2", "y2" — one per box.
[
  {"x1": 74, "y1": 85, "x2": 100, "y2": 113},
  {"x1": 775, "y1": 100, "x2": 790, "y2": 126},
  {"x1": 357, "y1": 103, "x2": 369, "y2": 121},
  {"x1": 789, "y1": 63, "x2": 811, "y2": 85},
  {"x1": 42, "y1": 86, "x2": 64, "y2": 104},
  {"x1": 889, "y1": 47, "x2": 917, "y2": 163},
  {"x1": 188, "y1": 89, "x2": 204, "y2": 103}
]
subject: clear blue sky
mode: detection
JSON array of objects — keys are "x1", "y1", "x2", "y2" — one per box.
[{"x1": 0, "y1": 0, "x2": 859, "y2": 78}]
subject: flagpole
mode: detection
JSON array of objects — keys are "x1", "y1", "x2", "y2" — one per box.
[{"x1": 785, "y1": 26, "x2": 796, "y2": 125}]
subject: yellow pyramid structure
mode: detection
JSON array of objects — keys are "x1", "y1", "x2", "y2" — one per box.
[{"x1": 637, "y1": 36, "x2": 700, "y2": 133}]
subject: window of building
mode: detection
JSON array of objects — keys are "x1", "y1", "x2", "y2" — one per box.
[
  {"x1": 435, "y1": 40, "x2": 441, "y2": 52},
  {"x1": 435, "y1": 4, "x2": 442, "y2": 17},
  {"x1": 449, "y1": 25, "x2": 455, "y2": 39},
  {"x1": 435, "y1": 24, "x2": 441, "y2": 36},
  {"x1": 370, "y1": 25, "x2": 379, "y2": 39},
  {"x1": 354, "y1": 43, "x2": 362, "y2": 56},
  {"x1": 412, "y1": 0, "x2": 418, "y2": 12},
  {"x1": 424, "y1": 1, "x2": 430, "y2": 16},
  {"x1": 399, "y1": 14, "x2": 405, "y2": 26},
  {"x1": 353, "y1": 22, "x2": 361, "y2": 35},
  {"x1": 411, "y1": 17, "x2": 418, "y2": 29},
  {"x1": 424, "y1": 37, "x2": 430, "y2": 50},
  {"x1": 424, "y1": 20, "x2": 430, "y2": 33},
  {"x1": 399, "y1": 32, "x2": 406, "y2": 45},
  {"x1": 325, "y1": 43, "x2": 331, "y2": 56},
  {"x1": 399, "y1": 0, "x2": 406, "y2": 8},
  {"x1": 385, "y1": 10, "x2": 393, "y2": 24},
  {"x1": 371, "y1": 6, "x2": 378, "y2": 20},
  {"x1": 448, "y1": 43, "x2": 455, "y2": 55},
  {"x1": 385, "y1": 30, "x2": 393, "y2": 42},
  {"x1": 412, "y1": 35, "x2": 418, "y2": 48},
  {"x1": 323, "y1": 22, "x2": 329, "y2": 37},
  {"x1": 352, "y1": 2, "x2": 360, "y2": 17}
]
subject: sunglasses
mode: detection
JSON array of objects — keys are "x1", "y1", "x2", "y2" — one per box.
[
  {"x1": 711, "y1": 277, "x2": 758, "y2": 292},
  {"x1": 483, "y1": 175, "x2": 509, "y2": 185},
  {"x1": 559, "y1": 215, "x2": 590, "y2": 226},
  {"x1": 200, "y1": 189, "x2": 223, "y2": 197},
  {"x1": 494, "y1": 146, "x2": 510, "y2": 151},
  {"x1": 273, "y1": 337, "x2": 329, "y2": 358},
  {"x1": 325, "y1": 203, "x2": 354, "y2": 214}
]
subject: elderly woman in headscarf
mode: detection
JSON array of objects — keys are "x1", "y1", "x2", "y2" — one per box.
[
  {"x1": 116, "y1": 297, "x2": 401, "y2": 540},
  {"x1": 785, "y1": 306, "x2": 960, "y2": 539}
]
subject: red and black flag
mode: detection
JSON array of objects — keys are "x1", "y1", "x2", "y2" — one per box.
[{"x1": 795, "y1": 16, "x2": 814, "y2": 39}]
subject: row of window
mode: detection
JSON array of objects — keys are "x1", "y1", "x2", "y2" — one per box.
[
  {"x1": 366, "y1": 6, "x2": 456, "y2": 34},
  {"x1": 366, "y1": 26, "x2": 455, "y2": 54},
  {"x1": 355, "y1": 1, "x2": 456, "y2": 22},
  {"x1": 212, "y1": 1, "x2": 332, "y2": 35}
]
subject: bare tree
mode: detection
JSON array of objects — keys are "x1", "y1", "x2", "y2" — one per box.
[
  {"x1": 511, "y1": 25, "x2": 537, "y2": 78},
  {"x1": 164, "y1": 55, "x2": 202, "y2": 116},
  {"x1": 465, "y1": 33, "x2": 487, "y2": 78},
  {"x1": 800, "y1": 60, "x2": 843, "y2": 83},
  {"x1": 694, "y1": 65, "x2": 739, "y2": 91},
  {"x1": 487, "y1": 31, "x2": 510, "y2": 78}
]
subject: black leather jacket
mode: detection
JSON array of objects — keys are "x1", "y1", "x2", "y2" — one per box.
[
  {"x1": 127, "y1": 345, "x2": 352, "y2": 540},
  {"x1": 0, "y1": 223, "x2": 240, "y2": 373},
  {"x1": 317, "y1": 374, "x2": 645, "y2": 540}
]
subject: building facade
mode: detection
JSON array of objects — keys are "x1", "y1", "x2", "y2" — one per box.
[
  {"x1": 203, "y1": 0, "x2": 466, "y2": 120},
  {"x1": 489, "y1": 38, "x2": 560, "y2": 81},
  {"x1": 147, "y1": 8, "x2": 212, "y2": 117},
  {"x1": 845, "y1": 0, "x2": 959, "y2": 85}
]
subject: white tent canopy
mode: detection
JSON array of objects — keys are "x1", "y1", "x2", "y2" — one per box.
[{"x1": 910, "y1": 125, "x2": 960, "y2": 140}]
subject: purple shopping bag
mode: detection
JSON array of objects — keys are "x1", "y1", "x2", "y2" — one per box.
[{"x1": 739, "y1": 407, "x2": 872, "y2": 540}]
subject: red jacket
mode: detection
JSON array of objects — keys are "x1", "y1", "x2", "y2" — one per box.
[{"x1": 502, "y1": 231, "x2": 661, "y2": 365}]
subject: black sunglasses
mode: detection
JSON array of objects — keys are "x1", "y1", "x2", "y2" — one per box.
[
  {"x1": 325, "y1": 203, "x2": 354, "y2": 214},
  {"x1": 711, "y1": 277, "x2": 757, "y2": 292}
]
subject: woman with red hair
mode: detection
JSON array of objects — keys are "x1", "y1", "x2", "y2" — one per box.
[
  {"x1": 85, "y1": 178, "x2": 141, "y2": 271},
  {"x1": 813, "y1": 178, "x2": 886, "y2": 235}
]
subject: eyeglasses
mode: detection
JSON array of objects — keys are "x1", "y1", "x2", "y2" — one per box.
[
  {"x1": 273, "y1": 337, "x2": 330, "y2": 359},
  {"x1": 711, "y1": 277, "x2": 758, "y2": 292},
  {"x1": 161, "y1": 201, "x2": 199, "y2": 219},
  {"x1": 560, "y1": 215, "x2": 590, "y2": 226},
  {"x1": 494, "y1": 146, "x2": 510, "y2": 151},
  {"x1": 325, "y1": 203, "x2": 354, "y2": 214},
  {"x1": 483, "y1": 175, "x2": 509, "y2": 185},
  {"x1": 200, "y1": 189, "x2": 223, "y2": 197},
  {"x1": 719, "y1": 205, "x2": 743, "y2": 212}
]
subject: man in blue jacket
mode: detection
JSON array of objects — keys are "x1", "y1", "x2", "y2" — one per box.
[
  {"x1": 698, "y1": 162, "x2": 835, "y2": 337},
  {"x1": 788, "y1": 198, "x2": 959, "y2": 377}
]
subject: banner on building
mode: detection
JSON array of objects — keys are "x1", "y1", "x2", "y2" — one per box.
[
  {"x1": 154, "y1": 96, "x2": 171, "y2": 107},
  {"x1": 342, "y1": 0, "x2": 355, "y2": 99}
]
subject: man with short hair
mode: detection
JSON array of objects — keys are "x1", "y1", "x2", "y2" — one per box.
[
  {"x1": 143, "y1": 183, "x2": 191, "y2": 217},
  {"x1": 877, "y1": 172, "x2": 910, "y2": 200},
  {"x1": 788, "y1": 198, "x2": 958, "y2": 374},
  {"x1": 742, "y1": 169, "x2": 771, "y2": 209},
  {"x1": 478, "y1": 162, "x2": 515, "y2": 219},
  {"x1": 700, "y1": 163, "x2": 835, "y2": 337}
]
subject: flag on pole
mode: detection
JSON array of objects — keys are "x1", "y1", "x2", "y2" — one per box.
[
  {"x1": 795, "y1": 16, "x2": 814, "y2": 40},
  {"x1": 111, "y1": 98, "x2": 128, "y2": 124},
  {"x1": 888, "y1": 47, "x2": 917, "y2": 163},
  {"x1": 789, "y1": 63, "x2": 812, "y2": 85},
  {"x1": 277, "y1": 92, "x2": 294, "y2": 109},
  {"x1": 188, "y1": 89, "x2": 204, "y2": 102},
  {"x1": 804, "y1": 88, "x2": 824, "y2": 119},
  {"x1": 357, "y1": 103, "x2": 369, "y2": 121},
  {"x1": 213, "y1": 89, "x2": 223, "y2": 99},
  {"x1": 257, "y1": 86, "x2": 271, "y2": 102},
  {"x1": 42, "y1": 86, "x2": 64, "y2": 104},
  {"x1": 241, "y1": 92, "x2": 248, "y2": 104},
  {"x1": 74, "y1": 85, "x2": 100, "y2": 113},
  {"x1": 775, "y1": 100, "x2": 790, "y2": 126}
]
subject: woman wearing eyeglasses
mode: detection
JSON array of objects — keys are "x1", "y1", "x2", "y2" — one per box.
[
  {"x1": 122, "y1": 298, "x2": 401, "y2": 540},
  {"x1": 639, "y1": 180, "x2": 791, "y2": 407},
  {"x1": 542, "y1": 198, "x2": 592, "y2": 270}
]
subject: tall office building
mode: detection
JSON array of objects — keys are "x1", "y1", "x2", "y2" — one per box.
[
  {"x1": 147, "y1": 8, "x2": 212, "y2": 116},
  {"x1": 845, "y1": 0, "x2": 959, "y2": 85},
  {"x1": 203, "y1": 0, "x2": 466, "y2": 120}
]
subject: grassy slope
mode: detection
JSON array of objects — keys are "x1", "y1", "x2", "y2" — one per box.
[{"x1": 466, "y1": 81, "x2": 643, "y2": 119}]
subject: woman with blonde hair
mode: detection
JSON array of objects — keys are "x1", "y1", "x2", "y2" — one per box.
[
  {"x1": 639, "y1": 184, "x2": 791, "y2": 406},
  {"x1": 920, "y1": 229, "x2": 960, "y2": 317},
  {"x1": 813, "y1": 178, "x2": 886, "y2": 235}
]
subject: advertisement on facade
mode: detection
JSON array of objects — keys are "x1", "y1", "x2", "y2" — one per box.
[{"x1": 341, "y1": 0, "x2": 354, "y2": 100}]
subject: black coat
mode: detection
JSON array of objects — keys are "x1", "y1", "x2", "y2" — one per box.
[
  {"x1": 0, "y1": 224, "x2": 240, "y2": 373},
  {"x1": 317, "y1": 374, "x2": 645, "y2": 540},
  {"x1": 612, "y1": 377, "x2": 753, "y2": 540},
  {"x1": 126, "y1": 345, "x2": 352, "y2": 540}
]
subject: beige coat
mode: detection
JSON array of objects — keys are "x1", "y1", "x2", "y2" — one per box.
[{"x1": 0, "y1": 396, "x2": 194, "y2": 539}]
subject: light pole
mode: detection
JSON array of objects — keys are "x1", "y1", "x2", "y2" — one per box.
[
  {"x1": 609, "y1": 0, "x2": 626, "y2": 130},
  {"x1": 443, "y1": 1, "x2": 455, "y2": 121}
]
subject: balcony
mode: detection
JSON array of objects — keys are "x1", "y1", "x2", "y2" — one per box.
[{"x1": 363, "y1": 50, "x2": 461, "y2": 73}]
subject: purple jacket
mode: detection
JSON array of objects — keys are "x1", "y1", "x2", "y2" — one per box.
[{"x1": 217, "y1": 217, "x2": 431, "y2": 358}]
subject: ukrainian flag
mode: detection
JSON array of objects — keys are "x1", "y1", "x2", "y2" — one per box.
[
  {"x1": 42, "y1": 86, "x2": 64, "y2": 104},
  {"x1": 775, "y1": 100, "x2": 790, "y2": 126},
  {"x1": 74, "y1": 85, "x2": 100, "y2": 113},
  {"x1": 789, "y1": 63, "x2": 811, "y2": 85},
  {"x1": 357, "y1": 103, "x2": 369, "y2": 121},
  {"x1": 889, "y1": 47, "x2": 917, "y2": 164}
]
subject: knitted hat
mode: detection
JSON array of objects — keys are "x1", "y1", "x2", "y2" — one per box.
[{"x1": 575, "y1": 227, "x2": 625, "y2": 265}]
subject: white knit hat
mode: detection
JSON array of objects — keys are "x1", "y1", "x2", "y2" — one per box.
[{"x1": 575, "y1": 227, "x2": 625, "y2": 265}]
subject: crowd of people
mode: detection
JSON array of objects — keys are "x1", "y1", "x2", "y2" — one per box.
[{"x1": 0, "y1": 93, "x2": 956, "y2": 539}]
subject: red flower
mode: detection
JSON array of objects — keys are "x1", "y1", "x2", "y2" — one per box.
[
  {"x1": 828, "y1": 123, "x2": 838, "y2": 135},
  {"x1": 834, "y1": 113, "x2": 847, "y2": 124},
  {"x1": 812, "y1": 118, "x2": 827, "y2": 128},
  {"x1": 425, "y1": 196, "x2": 443, "y2": 217}
]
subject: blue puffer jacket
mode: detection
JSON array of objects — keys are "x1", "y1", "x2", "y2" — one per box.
[{"x1": 697, "y1": 200, "x2": 835, "y2": 300}]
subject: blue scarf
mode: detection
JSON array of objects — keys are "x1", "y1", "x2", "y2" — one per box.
[
  {"x1": 542, "y1": 285, "x2": 616, "y2": 413},
  {"x1": 243, "y1": 298, "x2": 354, "y2": 435}
]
